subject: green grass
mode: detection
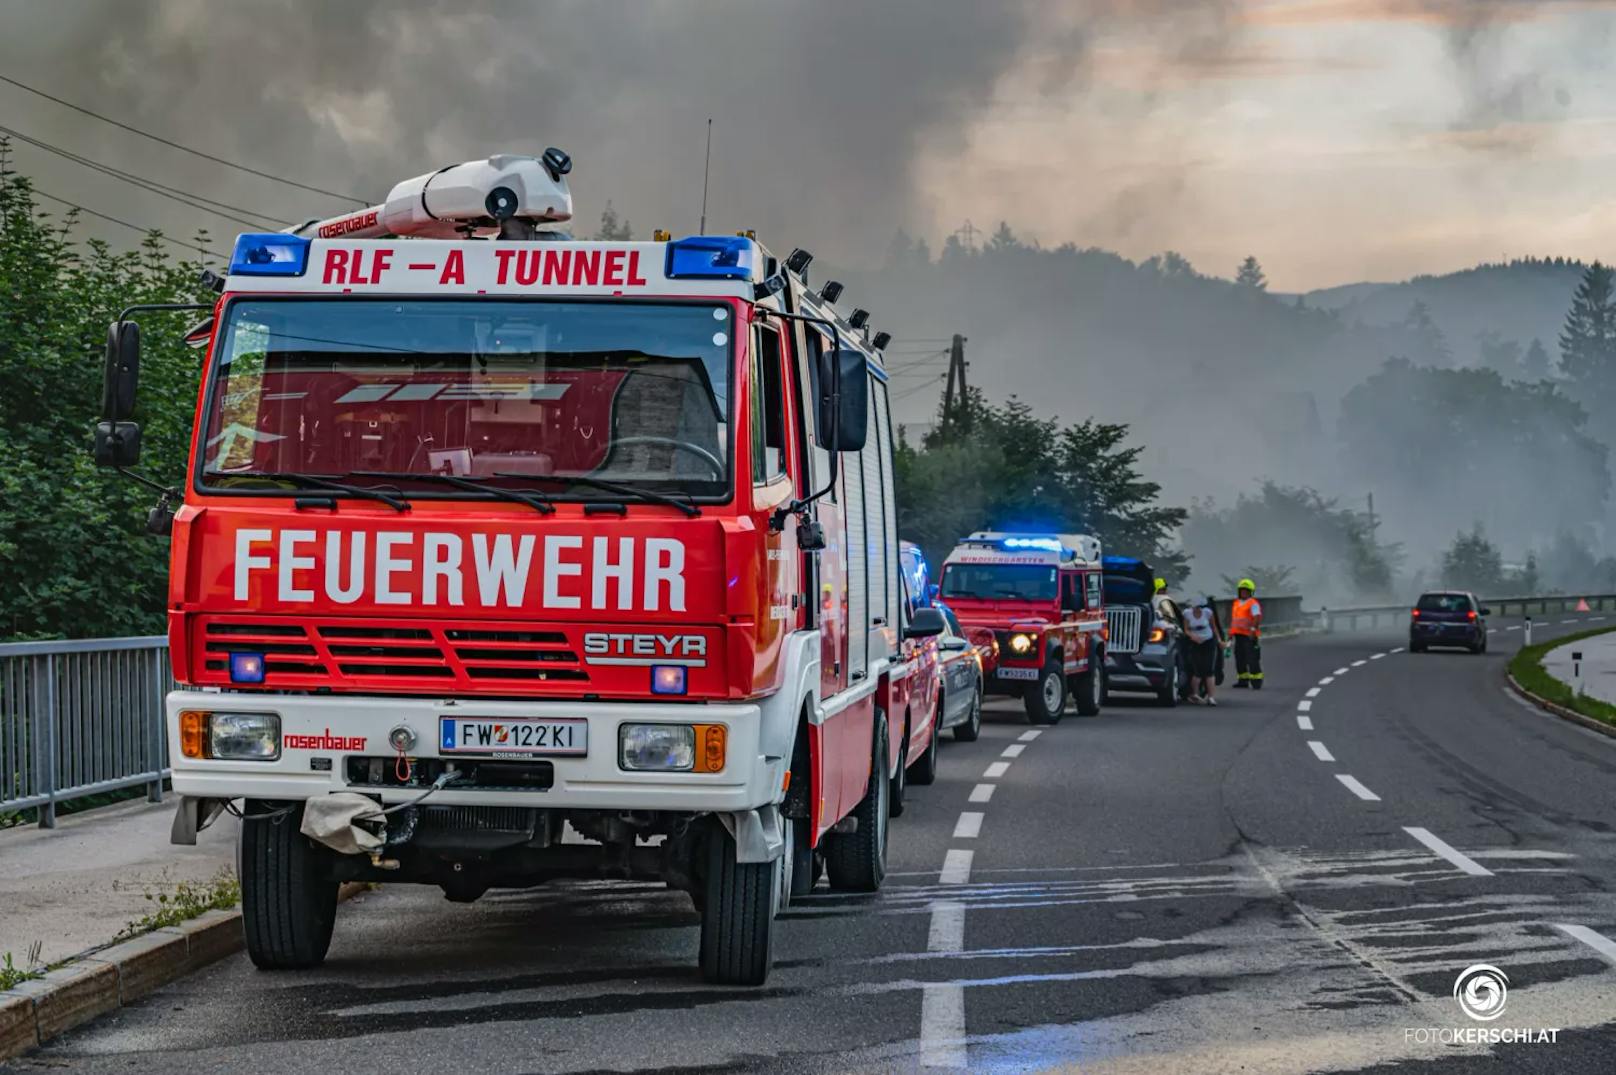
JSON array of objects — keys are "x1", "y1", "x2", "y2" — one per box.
[
  {"x1": 115, "y1": 869, "x2": 241, "y2": 942},
  {"x1": 0, "y1": 943, "x2": 44, "y2": 991},
  {"x1": 1508, "y1": 624, "x2": 1616, "y2": 728}
]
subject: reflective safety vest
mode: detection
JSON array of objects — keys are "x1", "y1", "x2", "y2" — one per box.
[{"x1": 1230, "y1": 597, "x2": 1263, "y2": 637}]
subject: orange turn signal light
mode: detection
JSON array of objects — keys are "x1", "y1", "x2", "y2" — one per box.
[
  {"x1": 179, "y1": 710, "x2": 207, "y2": 759},
  {"x1": 693, "y1": 723, "x2": 727, "y2": 773}
]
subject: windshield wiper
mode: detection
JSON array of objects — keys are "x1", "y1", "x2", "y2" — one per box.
[
  {"x1": 203, "y1": 470, "x2": 410, "y2": 512},
  {"x1": 495, "y1": 472, "x2": 701, "y2": 517},
  {"x1": 347, "y1": 471, "x2": 555, "y2": 515}
]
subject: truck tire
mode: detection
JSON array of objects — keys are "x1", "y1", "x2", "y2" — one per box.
[
  {"x1": 953, "y1": 689, "x2": 982, "y2": 742},
  {"x1": 825, "y1": 715, "x2": 890, "y2": 893},
  {"x1": 699, "y1": 824, "x2": 776, "y2": 985},
  {"x1": 240, "y1": 801, "x2": 337, "y2": 970},
  {"x1": 907, "y1": 703, "x2": 941, "y2": 786},
  {"x1": 787, "y1": 813, "x2": 815, "y2": 902},
  {"x1": 1074, "y1": 658, "x2": 1104, "y2": 717},
  {"x1": 1025, "y1": 660, "x2": 1067, "y2": 725},
  {"x1": 1156, "y1": 653, "x2": 1180, "y2": 707}
]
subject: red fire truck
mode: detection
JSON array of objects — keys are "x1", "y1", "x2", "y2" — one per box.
[
  {"x1": 91, "y1": 152, "x2": 945, "y2": 985},
  {"x1": 937, "y1": 532, "x2": 1108, "y2": 723}
]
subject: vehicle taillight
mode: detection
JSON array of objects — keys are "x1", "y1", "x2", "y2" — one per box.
[
  {"x1": 1467, "y1": 610, "x2": 1478, "y2": 621},
  {"x1": 1411, "y1": 609, "x2": 1420, "y2": 618}
]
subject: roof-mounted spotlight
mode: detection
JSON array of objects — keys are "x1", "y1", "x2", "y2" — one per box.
[
  {"x1": 541, "y1": 147, "x2": 572, "y2": 181},
  {"x1": 819, "y1": 280, "x2": 844, "y2": 304},
  {"x1": 786, "y1": 248, "x2": 813, "y2": 275},
  {"x1": 872, "y1": 331, "x2": 892, "y2": 350},
  {"x1": 849, "y1": 309, "x2": 870, "y2": 330}
]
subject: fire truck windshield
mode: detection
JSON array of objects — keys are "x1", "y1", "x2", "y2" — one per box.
[
  {"x1": 198, "y1": 298, "x2": 733, "y2": 498},
  {"x1": 941, "y1": 564, "x2": 1059, "y2": 601}
]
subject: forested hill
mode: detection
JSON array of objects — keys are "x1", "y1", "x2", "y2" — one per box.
[{"x1": 839, "y1": 237, "x2": 1591, "y2": 511}]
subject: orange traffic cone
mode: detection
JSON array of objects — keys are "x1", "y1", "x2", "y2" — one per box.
[{"x1": 1576, "y1": 597, "x2": 1591, "y2": 612}]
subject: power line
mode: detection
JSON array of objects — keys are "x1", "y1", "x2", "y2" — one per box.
[
  {"x1": 29, "y1": 187, "x2": 227, "y2": 260},
  {"x1": 0, "y1": 124, "x2": 289, "y2": 229},
  {"x1": 0, "y1": 73, "x2": 368, "y2": 204}
]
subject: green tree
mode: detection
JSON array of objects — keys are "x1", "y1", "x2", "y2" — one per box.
[
  {"x1": 0, "y1": 166, "x2": 211, "y2": 639},
  {"x1": 594, "y1": 200, "x2": 632, "y2": 240},
  {"x1": 986, "y1": 221, "x2": 1019, "y2": 252},
  {"x1": 1441, "y1": 526, "x2": 1505, "y2": 593},
  {"x1": 894, "y1": 390, "x2": 1187, "y2": 579},
  {"x1": 1558, "y1": 261, "x2": 1616, "y2": 406},
  {"x1": 1402, "y1": 300, "x2": 1451, "y2": 366},
  {"x1": 1235, "y1": 256, "x2": 1267, "y2": 292}
]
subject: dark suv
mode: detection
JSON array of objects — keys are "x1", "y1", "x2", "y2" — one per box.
[{"x1": 1410, "y1": 591, "x2": 1490, "y2": 653}]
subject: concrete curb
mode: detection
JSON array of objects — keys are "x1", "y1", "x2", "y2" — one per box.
[
  {"x1": 0, "y1": 882, "x2": 369, "y2": 1062},
  {"x1": 1505, "y1": 672, "x2": 1616, "y2": 743}
]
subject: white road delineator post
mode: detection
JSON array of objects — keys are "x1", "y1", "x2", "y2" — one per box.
[
  {"x1": 1524, "y1": 616, "x2": 1533, "y2": 647},
  {"x1": 1573, "y1": 651, "x2": 1584, "y2": 696}
]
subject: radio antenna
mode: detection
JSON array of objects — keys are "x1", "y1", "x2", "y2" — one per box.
[{"x1": 698, "y1": 117, "x2": 713, "y2": 234}]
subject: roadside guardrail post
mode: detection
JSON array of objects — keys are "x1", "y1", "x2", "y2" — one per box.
[
  {"x1": 146, "y1": 647, "x2": 164, "y2": 804},
  {"x1": 39, "y1": 652, "x2": 58, "y2": 828}
]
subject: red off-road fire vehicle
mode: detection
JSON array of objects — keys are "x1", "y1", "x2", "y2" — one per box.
[
  {"x1": 938, "y1": 532, "x2": 1108, "y2": 723},
  {"x1": 91, "y1": 153, "x2": 945, "y2": 985}
]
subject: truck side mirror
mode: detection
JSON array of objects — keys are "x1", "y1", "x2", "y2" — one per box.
[
  {"x1": 905, "y1": 606, "x2": 946, "y2": 640},
  {"x1": 101, "y1": 320, "x2": 141, "y2": 421},
  {"x1": 93, "y1": 420, "x2": 142, "y2": 468},
  {"x1": 819, "y1": 348, "x2": 867, "y2": 453}
]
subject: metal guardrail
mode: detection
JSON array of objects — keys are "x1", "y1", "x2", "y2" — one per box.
[
  {"x1": 0, "y1": 635, "x2": 174, "y2": 827},
  {"x1": 1318, "y1": 594, "x2": 1616, "y2": 632}
]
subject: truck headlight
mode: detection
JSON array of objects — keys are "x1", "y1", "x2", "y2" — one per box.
[
  {"x1": 207, "y1": 712, "x2": 281, "y2": 760},
  {"x1": 1009, "y1": 632, "x2": 1035, "y2": 655},
  {"x1": 619, "y1": 723, "x2": 727, "y2": 772}
]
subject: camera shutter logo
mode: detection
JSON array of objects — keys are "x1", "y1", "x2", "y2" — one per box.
[{"x1": 1454, "y1": 964, "x2": 1508, "y2": 1021}]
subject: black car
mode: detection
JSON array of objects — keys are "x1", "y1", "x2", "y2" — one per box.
[
  {"x1": 1100, "y1": 556, "x2": 1187, "y2": 706},
  {"x1": 1410, "y1": 591, "x2": 1490, "y2": 653}
]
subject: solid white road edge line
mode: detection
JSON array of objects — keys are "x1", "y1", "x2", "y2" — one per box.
[
  {"x1": 1402, "y1": 826, "x2": 1494, "y2": 877},
  {"x1": 1308, "y1": 741, "x2": 1335, "y2": 762},
  {"x1": 953, "y1": 812, "x2": 984, "y2": 839},
  {"x1": 1297, "y1": 715, "x2": 1314, "y2": 730},
  {"x1": 968, "y1": 783, "x2": 996, "y2": 804},
  {"x1": 1336, "y1": 774, "x2": 1381, "y2": 801},
  {"x1": 1001, "y1": 744, "x2": 1025, "y2": 759},
  {"x1": 1556, "y1": 924, "x2": 1616, "y2": 966},
  {"x1": 983, "y1": 761, "x2": 1010, "y2": 779},
  {"x1": 1018, "y1": 730, "x2": 1042, "y2": 742}
]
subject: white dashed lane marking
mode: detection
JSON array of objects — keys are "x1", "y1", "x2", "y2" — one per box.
[
  {"x1": 1318, "y1": 676, "x2": 1335, "y2": 685},
  {"x1": 1334, "y1": 667, "x2": 1350, "y2": 675},
  {"x1": 1018, "y1": 730, "x2": 1042, "y2": 742},
  {"x1": 1305, "y1": 687, "x2": 1322, "y2": 698},
  {"x1": 1308, "y1": 741, "x2": 1335, "y2": 762},
  {"x1": 1352, "y1": 660, "x2": 1368, "y2": 667},
  {"x1": 1389, "y1": 646, "x2": 1404, "y2": 653},
  {"x1": 1370, "y1": 653, "x2": 1386, "y2": 660},
  {"x1": 1336, "y1": 774, "x2": 1381, "y2": 801},
  {"x1": 939, "y1": 849, "x2": 974, "y2": 884},
  {"x1": 1298, "y1": 700, "x2": 1313, "y2": 712},
  {"x1": 968, "y1": 783, "x2": 995, "y2": 804},
  {"x1": 1001, "y1": 744, "x2": 1025, "y2": 759},
  {"x1": 983, "y1": 761, "x2": 1010, "y2": 779},
  {"x1": 1506, "y1": 625, "x2": 1522, "y2": 632},
  {"x1": 1403, "y1": 826, "x2": 1494, "y2": 877},
  {"x1": 1297, "y1": 716, "x2": 1313, "y2": 730},
  {"x1": 1557, "y1": 924, "x2": 1616, "y2": 966},
  {"x1": 953, "y1": 812, "x2": 984, "y2": 839}
]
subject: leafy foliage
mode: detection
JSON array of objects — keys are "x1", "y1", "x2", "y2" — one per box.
[
  {"x1": 1440, "y1": 525, "x2": 1505, "y2": 593},
  {"x1": 894, "y1": 390, "x2": 1187, "y2": 579},
  {"x1": 0, "y1": 165, "x2": 211, "y2": 640},
  {"x1": 116, "y1": 869, "x2": 241, "y2": 941}
]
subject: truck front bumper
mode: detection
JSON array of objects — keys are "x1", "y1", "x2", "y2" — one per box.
[{"x1": 166, "y1": 690, "x2": 779, "y2": 815}]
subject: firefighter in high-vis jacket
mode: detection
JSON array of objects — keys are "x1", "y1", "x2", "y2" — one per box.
[{"x1": 1230, "y1": 578, "x2": 1264, "y2": 689}]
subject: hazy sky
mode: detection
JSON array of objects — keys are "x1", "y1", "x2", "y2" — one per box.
[{"x1": 2, "y1": 0, "x2": 1613, "y2": 290}]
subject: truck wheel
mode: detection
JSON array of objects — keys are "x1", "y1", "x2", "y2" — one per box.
[
  {"x1": 908, "y1": 703, "x2": 941, "y2": 786},
  {"x1": 240, "y1": 801, "x2": 337, "y2": 970},
  {"x1": 825, "y1": 715, "x2": 890, "y2": 893},
  {"x1": 889, "y1": 709, "x2": 908, "y2": 818},
  {"x1": 1156, "y1": 657, "x2": 1180, "y2": 708},
  {"x1": 1075, "y1": 661, "x2": 1104, "y2": 717},
  {"x1": 787, "y1": 813, "x2": 814, "y2": 901},
  {"x1": 699, "y1": 824, "x2": 776, "y2": 985},
  {"x1": 953, "y1": 689, "x2": 982, "y2": 742},
  {"x1": 1025, "y1": 661, "x2": 1067, "y2": 725}
]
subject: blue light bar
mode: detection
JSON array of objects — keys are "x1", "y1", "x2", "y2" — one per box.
[
  {"x1": 1003, "y1": 537, "x2": 1063, "y2": 553},
  {"x1": 665, "y1": 236, "x2": 756, "y2": 280},
  {"x1": 229, "y1": 233, "x2": 311, "y2": 277},
  {"x1": 229, "y1": 651, "x2": 266, "y2": 684}
]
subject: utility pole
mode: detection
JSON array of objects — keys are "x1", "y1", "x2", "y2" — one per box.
[
  {"x1": 698, "y1": 118, "x2": 712, "y2": 234},
  {"x1": 953, "y1": 220, "x2": 979, "y2": 252},
  {"x1": 1365, "y1": 493, "x2": 1378, "y2": 543},
  {"x1": 941, "y1": 334, "x2": 969, "y2": 428}
]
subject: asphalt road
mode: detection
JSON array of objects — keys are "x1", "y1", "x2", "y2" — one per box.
[{"x1": 12, "y1": 613, "x2": 1616, "y2": 1074}]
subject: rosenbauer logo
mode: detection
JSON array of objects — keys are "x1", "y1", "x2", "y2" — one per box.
[{"x1": 283, "y1": 728, "x2": 366, "y2": 751}]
